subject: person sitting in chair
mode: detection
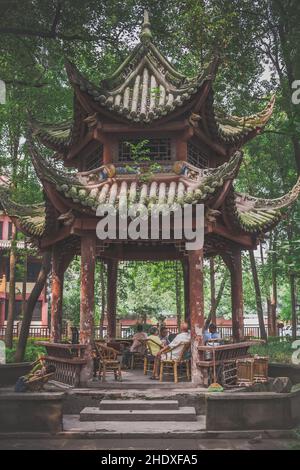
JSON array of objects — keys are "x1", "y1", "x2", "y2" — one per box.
[
  {"x1": 146, "y1": 327, "x2": 163, "y2": 379},
  {"x1": 152, "y1": 323, "x2": 191, "y2": 379},
  {"x1": 147, "y1": 327, "x2": 163, "y2": 355},
  {"x1": 160, "y1": 327, "x2": 170, "y2": 346},
  {"x1": 203, "y1": 323, "x2": 220, "y2": 345},
  {"x1": 122, "y1": 323, "x2": 147, "y2": 369}
]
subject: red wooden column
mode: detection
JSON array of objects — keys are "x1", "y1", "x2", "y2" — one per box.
[
  {"x1": 188, "y1": 249, "x2": 205, "y2": 385},
  {"x1": 182, "y1": 258, "x2": 190, "y2": 323},
  {"x1": 80, "y1": 233, "x2": 96, "y2": 384},
  {"x1": 107, "y1": 259, "x2": 118, "y2": 339},
  {"x1": 223, "y1": 251, "x2": 244, "y2": 342},
  {"x1": 50, "y1": 245, "x2": 64, "y2": 343}
]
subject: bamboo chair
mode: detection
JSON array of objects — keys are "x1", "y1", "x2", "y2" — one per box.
[
  {"x1": 124, "y1": 338, "x2": 146, "y2": 370},
  {"x1": 143, "y1": 338, "x2": 163, "y2": 375},
  {"x1": 26, "y1": 372, "x2": 55, "y2": 391},
  {"x1": 159, "y1": 341, "x2": 191, "y2": 383},
  {"x1": 23, "y1": 356, "x2": 55, "y2": 391},
  {"x1": 94, "y1": 342, "x2": 122, "y2": 382}
]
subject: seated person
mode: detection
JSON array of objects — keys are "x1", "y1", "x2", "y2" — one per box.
[
  {"x1": 122, "y1": 324, "x2": 147, "y2": 368},
  {"x1": 147, "y1": 327, "x2": 163, "y2": 356},
  {"x1": 203, "y1": 323, "x2": 220, "y2": 345},
  {"x1": 152, "y1": 323, "x2": 191, "y2": 379},
  {"x1": 168, "y1": 332, "x2": 177, "y2": 343},
  {"x1": 160, "y1": 327, "x2": 170, "y2": 347}
]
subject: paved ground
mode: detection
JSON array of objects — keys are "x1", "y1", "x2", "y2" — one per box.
[{"x1": 0, "y1": 437, "x2": 298, "y2": 450}]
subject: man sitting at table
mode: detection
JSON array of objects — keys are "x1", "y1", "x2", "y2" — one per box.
[
  {"x1": 151, "y1": 323, "x2": 191, "y2": 379},
  {"x1": 203, "y1": 323, "x2": 220, "y2": 345},
  {"x1": 122, "y1": 323, "x2": 147, "y2": 368}
]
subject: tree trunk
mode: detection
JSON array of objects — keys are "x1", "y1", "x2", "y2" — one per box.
[
  {"x1": 14, "y1": 251, "x2": 51, "y2": 362},
  {"x1": 107, "y1": 259, "x2": 118, "y2": 339},
  {"x1": 249, "y1": 250, "x2": 268, "y2": 341},
  {"x1": 290, "y1": 273, "x2": 297, "y2": 341},
  {"x1": 259, "y1": 243, "x2": 275, "y2": 337},
  {"x1": 205, "y1": 270, "x2": 228, "y2": 330},
  {"x1": 5, "y1": 225, "x2": 17, "y2": 348},
  {"x1": 21, "y1": 242, "x2": 28, "y2": 319},
  {"x1": 209, "y1": 258, "x2": 216, "y2": 324},
  {"x1": 270, "y1": 236, "x2": 278, "y2": 336},
  {"x1": 99, "y1": 261, "x2": 106, "y2": 339}
]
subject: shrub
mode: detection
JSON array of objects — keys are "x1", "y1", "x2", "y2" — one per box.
[{"x1": 5, "y1": 339, "x2": 46, "y2": 364}]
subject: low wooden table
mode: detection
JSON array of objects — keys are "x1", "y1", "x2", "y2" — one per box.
[{"x1": 36, "y1": 342, "x2": 87, "y2": 386}]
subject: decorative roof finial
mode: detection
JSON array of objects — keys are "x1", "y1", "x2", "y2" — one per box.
[{"x1": 140, "y1": 9, "x2": 152, "y2": 45}]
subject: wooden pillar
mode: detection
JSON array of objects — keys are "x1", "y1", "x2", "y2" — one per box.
[
  {"x1": 182, "y1": 258, "x2": 190, "y2": 324},
  {"x1": 210, "y1": 258, "x2": 216, "y2": 325},
  {"x1": 80, "y1": 233, "x2": 96, "y2": 384},
  {"x1": 223, "y1": 250, "x2": 244, "y2": 342},
  {"x1": 188, "y1": 249, "x2": 205, "y2": 386},
  {"x1": 107, "y1": 259, "x2": 118, "y2": 339},
  {"x1": 50, "y1": 246, "x2": 64, "y2": 343}
]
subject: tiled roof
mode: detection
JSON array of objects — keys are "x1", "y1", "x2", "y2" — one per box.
[
  {"x1": 29, "y1": 142, "x2": 243, "y2": 213},
  {"x1": 0, "y1": 187, "x2": 45, "y2": 238}
]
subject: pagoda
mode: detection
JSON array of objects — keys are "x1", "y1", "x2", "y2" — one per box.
[{"x1": 1, "y1": 11, "x2": 300, "y2": 385}]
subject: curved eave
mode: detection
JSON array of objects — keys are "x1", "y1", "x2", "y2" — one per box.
[
  {"x1": 30, "y1": 118, "x2": 71, "y2": 154},
  {"x1": 0, "y1": 187, "x2": 45, "y2": 239},
  {"x1": 225, "y1": 176, "x2": 300, "y2": 235},
  {"x1": 203, "y1": 92, "x2": 275, "y2": 147},
  {"x1": 217, "y1": 95, "x2": 275, "y2": 145}
]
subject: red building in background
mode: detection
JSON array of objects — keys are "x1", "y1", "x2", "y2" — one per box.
[{"x1": 0, "y1": 207, "x2": 48, "y2": 328}]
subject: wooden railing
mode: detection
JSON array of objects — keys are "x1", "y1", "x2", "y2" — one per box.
[
  {"x1": 0, "y1": 324, "x2": 275, "y2": 341},
  {"x1": 0, "y1": 325, "x2": 64, "y2": 340}
]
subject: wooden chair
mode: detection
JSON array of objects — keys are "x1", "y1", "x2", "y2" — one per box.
[
  {"x1": 94, "y1": 342, "x2": 122, "y2": 382},
  {"x1": 159, "y1": 341, "x2": 191, "y2": 383},
  {"x1": 130, "y1": 351, "x2": 145, "y2": 369},
  {"x1": 143, "y1": 338, "x2": 163, "y2": 375}
]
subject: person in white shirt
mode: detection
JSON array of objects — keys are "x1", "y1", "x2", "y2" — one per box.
[{"x1": 151, "y1": 323, "x2": 191, "y2": 378}]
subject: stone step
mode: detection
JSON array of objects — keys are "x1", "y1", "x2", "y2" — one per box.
[
  {"x1": 65, "y1": 414, "x2": 206, "y2": 436},
  {"x1": 80, "y1": 406, "x2": 197, "y2": 422},
  {"x1": 99, "y1": 399, "x2": 179, "y2": 410}
]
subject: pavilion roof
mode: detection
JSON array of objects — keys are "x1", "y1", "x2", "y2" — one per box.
[
  {"x1": 29, "y1": 12, "x2": 275, "y2": 158},
  {"x1": 1, "y1": 142, "x2": 298, "y2": 247},
  {"x1": 0, "y1": 148, "x2": 300, "y2": 246},
  {"x1": 29, "y1": 143, "x2": 243, "y2": 213}
]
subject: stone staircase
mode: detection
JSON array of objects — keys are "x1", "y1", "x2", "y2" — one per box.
[
  {"x1": 80, "y1": 399, "x2": 197, "y2": 422},
  {"x1": 61, "y1": 399, "x2": 206, "y2": 437}
]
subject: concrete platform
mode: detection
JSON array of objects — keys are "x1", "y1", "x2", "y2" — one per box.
[
  {"x1": 99, "y1": 399, "x2": 179, "y2": 410},
  {"x1": 67, "y1": 414, "x2": 205, "y2": 434},
  {"x1": 87, "y1": 369, "x2": 194, "y2": 389},
  {"x1": 80, "y1": 406, "x2": 197, "y2": 421}
]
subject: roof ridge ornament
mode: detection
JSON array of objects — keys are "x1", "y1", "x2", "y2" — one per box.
[{"x1": 140, "y1": 9, "x2": 152, "y2": 45}]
